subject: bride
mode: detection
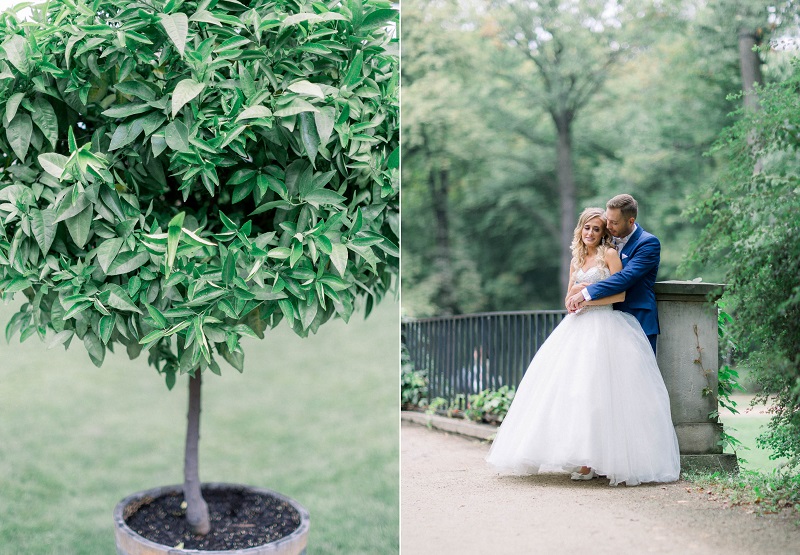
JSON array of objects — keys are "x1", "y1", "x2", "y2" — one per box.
[{"x1": 485, "y1": 207, "x2": 680, "y2": 486}]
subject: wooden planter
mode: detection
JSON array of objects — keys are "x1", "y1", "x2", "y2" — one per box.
[{"x1": 113, "y1": 483, "x2": 310, "y2": 555}]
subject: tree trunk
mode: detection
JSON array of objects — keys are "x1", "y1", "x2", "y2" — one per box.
[
  {"x1": 738, "y1": 30, "x2": 762, "y2": 113},
  {"x1": 430, "y1": 166, "x2": 457, "y2": 315},
  {"x1": 738, "y1": 29, "x2": 764, "y2": 173},
  {"x1": 554, "y1": 113, "x2": 576, "y2": 296},
  {"x1": 184, "y1": 370, "x2": 210, "y2": 535}
]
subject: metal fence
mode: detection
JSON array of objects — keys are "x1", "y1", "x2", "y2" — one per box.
[{"x1": 401, "y1": 310, "x2": 568, "y2": 406}]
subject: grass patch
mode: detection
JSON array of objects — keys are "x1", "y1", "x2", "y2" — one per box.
[
  {"x1": 0, "y1": 296, "x2": 399, "y2": 554},
  {"x1": 719, "y1": 413, "x2": 789, "y2": 472},
  {"x1": 682, "y1": 468, "x2": 800, "y2": 518},
  {"x1": 685, "y1": 404, "x2": 798, "y2": 519}
]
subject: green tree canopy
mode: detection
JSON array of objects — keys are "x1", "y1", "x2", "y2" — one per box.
[{"x1": 0, "y1": 0, "x2": 399, "y2": 384}]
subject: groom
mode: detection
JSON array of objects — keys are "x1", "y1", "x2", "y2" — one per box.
[{"x1": 566, "y1": 194, "x2": 661, "y2": 354}]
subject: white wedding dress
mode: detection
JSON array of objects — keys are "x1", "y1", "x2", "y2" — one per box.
[{"x1": 485, "y1": 265, "x2": 680, "y2": 486}]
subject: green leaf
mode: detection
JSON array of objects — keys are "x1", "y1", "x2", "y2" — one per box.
[
  {"x1": 138, "y1": 112, "x2": 166, "y2": 136},
  {"x1": 319, "y1": 274, "x2": 351, "y2": 291},
  {"x1": 252, "y1": 290, "x2": 288, "y2": 300},
  {"x1": 235, "y1": 105, "x2": 273, "y2": 121},
  {"x1": 165, "y1": 120, "x2": 190, "y2": 152},
  {"x1": 304, "y1": 188, "x2": 345, "y2": 206},
  {"x1": 159, "y1": 13, "x2": 189, "y2": 57},
  {"x1": 6, "y1": 112, "x2": 32, "y2": 161},
  {"x1": 63, "y1": 301, "x2": 92, "y2": 320},
  {"x1": 101, "y1": 103, "x2": 151, "y2": 118},
  {"x1": 330, "y1": 243, "x2": 348, "y2": 277},
  {"x1": 115, "y1": 81, "x2": 157, "y2": 101},
  {"x1": 47, "y1": 329, "x2": 74, "y2": 350},
  {"x1": 5, "y1": 277, "x2": 32, "y2": 294},
  {"x1": 278, "y1": 298, "x2": 295, "y2": 325},
  {"x1": 151, "y1": 134, "x2": 168, "y2": 157},
  {"x1": 222, "y1": 248, "x2": 237, "y2": 285},
  {"x1": 31, "y1": 97, "x2": 58, "y2": 148},
  {"x1": 99, "y1": 315, "x2": 115, "y2": 344},
  {"x1": 361, "y1": 8, "x2": 397, "y2": 29},
  {"x1": 299, "y1": 112, "x2": 320, "y2": 163},
  {"x1": 167, "y1": 212, "x2": 185, "y2": 271},
  {"x1": 289, "y1": 241, "x2": 303, "y2": 268},
  {"x1": 84, "y1": 332, "x2": 105, "y2": 367},
  {"x1": 67, "y1": 126, "x2": 77, "y2": 151},
  {"x1": 105, "y1": 286, "x2": 142, "y2": 313},
  {"x1": 287, "y1": 80, "x2": 325, "y2": 99},
  {"x1": 96, "y1": 238, "x2": 125, "y2": 273},
  {"x1": 267, "y1": 247, "x2": 291, "y2": 259},
  {"x1": 315, "y1": 108, "x2": 335, "y2": 146},
  {"x1": 298, "y1": 298, "x2": 318, "y2": 330},
  {"x1": 109, "y1": 118, "x2": 144, "y2": 151},
  {"x1": 351, "y1": 236, "x2": 383, "y2": 247},
  {"x1": 274, "y1": 99, "x2": 319, "y2": 117},
  {"x1": 2, "y1": 35, "x2": 29, "y2": 75},
  {"x1": 342, "y1": 51, "x2": 363, "y2": 88},
  {"x1": 54, "y1": 191, "x2": 91, "y2": 222},
  {"x1": 387, "y1": 145, "x2": 399, "y2": 169},
  {"x1": 281, "y1": 13, "x2": 325, "y2": 27},
  {"x1": 4, "y1": 92, "x2": 24, "y2": 124},
  {"x1": 65, "y1": 206, "x2": 93, "y2": 248},
  {"x1": 107, "y1": 250, "x2": 150, "y2": 275},
  {"x1": 145, "y1": 303, "x2": 168, "y2": 328},
  {"x1": 30, "y1": 208, "x2": 57, "y2": 254},
  {"x1": 139, "y1": 328, "x2": 168, "y2": 344},
  {"x1": 238, "y1": 63, "x2": 256, "y2": 99},
  {"x1": 171, "y1": 79, "x2": 205, "y2": 118},
  {"x1": 190, "y1": 9, "x2": 223, "y2": 26}
]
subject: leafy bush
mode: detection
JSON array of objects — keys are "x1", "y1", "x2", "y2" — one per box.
[
  {"x1": 400, "y1": 345, "x2": 428, "y2": 408},
  {"x1": 687, "y1": 57, "x2": 800, "y2": 469},
  {"x1": 424, "y1": 387, "x2": 516, "y2": 425},
  {"x1": 464, "y1": 385, "x2": 514, "y2": 424},
  {"x1": 0, "y1": 0, "x2": 397, "y2": 537}
]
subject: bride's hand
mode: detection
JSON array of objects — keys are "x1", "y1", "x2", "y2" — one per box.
[
  {"x1": 567, "y1": 282, "x2": 588, "y2": 298},
  {"x1": 566, "y1": 291, "x2": 586, "y2": 312}
]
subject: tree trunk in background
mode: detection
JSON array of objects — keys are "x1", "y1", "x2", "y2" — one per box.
[
  {"x1": 554, "y1": 113, "x2": 576, "y2": 296},
  {"x1": 184, "y1": 370, "x2": 210, "y2": 535},
  {"x1": 738, "y1": 29, "x2": 763, "y2": 173},
  {"x1": 738, "y1": 30, "x2": 763, "y2": 112},
  {"x1": 430, "y1": 167, "x2": 457, "y2": 315}
]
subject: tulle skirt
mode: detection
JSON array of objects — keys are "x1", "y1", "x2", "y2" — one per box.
[{"x1": 485, "y1": 306, "x2": 680, "y2": 486}]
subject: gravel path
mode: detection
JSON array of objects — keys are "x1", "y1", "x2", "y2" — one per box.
[{"x1": 401, "y1": 422, "x2": 800, "y2": 555}]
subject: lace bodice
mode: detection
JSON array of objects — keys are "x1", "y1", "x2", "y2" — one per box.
[
  {"x1": 574, "y1": 265, "x2": 610, "y2": 285},
  {"x1": 574, "y1": 265, "x2": 612, "y2": 313}
]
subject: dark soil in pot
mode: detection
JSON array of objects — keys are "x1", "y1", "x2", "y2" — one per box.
[{"x1": 124, "y1": 485, "x2": 302, "y2": 550}]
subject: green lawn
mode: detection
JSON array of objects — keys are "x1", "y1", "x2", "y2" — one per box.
[
  {"x1": 719, "y1": 413, "x2": 788, "y2": 473},
  {"x1": 0, "y1": 295, "x2": 399, "y2": 555}
]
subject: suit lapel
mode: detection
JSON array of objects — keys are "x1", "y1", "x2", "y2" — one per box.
[{"x1": 620, "y1": 225, "x2": 644, "y2": 262}]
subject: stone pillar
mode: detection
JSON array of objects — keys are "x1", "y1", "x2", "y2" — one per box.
[{"x1": 655, "y1": 281, "x2": 738, "y2": 473}]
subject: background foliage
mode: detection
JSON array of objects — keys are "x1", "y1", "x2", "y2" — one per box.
[
  {"x1": 687, "y1": 56, "x2": 800, "y2": 467},
  {"x1": 0, "y1": 0, "x2": 399, "y2": 388},
  {"x1": 401, "y1": 0, "x2": 794, "y2": 316}
]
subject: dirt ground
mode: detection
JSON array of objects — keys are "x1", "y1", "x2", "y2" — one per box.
[{"x1": 401, "y1": 422, "x2": 800, "y2": 555}]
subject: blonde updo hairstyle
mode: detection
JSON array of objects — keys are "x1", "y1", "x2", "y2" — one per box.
[{"x1": 570, "y1": 207, "x2": 614, "y2": 272}]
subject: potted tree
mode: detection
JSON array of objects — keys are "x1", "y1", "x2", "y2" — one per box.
[{"x1": 0, "y1": 0, "x2": 398, "y2": 552}]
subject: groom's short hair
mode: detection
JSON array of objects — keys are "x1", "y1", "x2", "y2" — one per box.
[{"x1": 607, "y1": 194, "x2": 638, "y2": 221}]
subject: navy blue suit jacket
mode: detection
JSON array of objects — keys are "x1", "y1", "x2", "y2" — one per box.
[{"x1": 585, "y1": 225, "x2": 660, "y2": 336}]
